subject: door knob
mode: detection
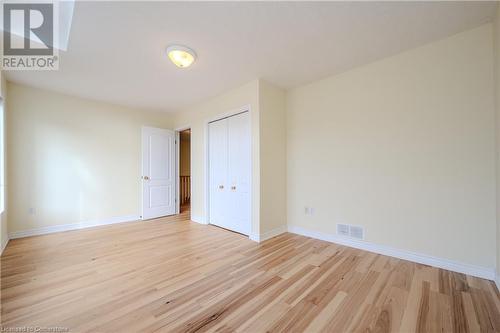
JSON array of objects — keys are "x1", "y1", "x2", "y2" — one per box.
[
  {"x1": 143, "y1": 176, "x2": 150, "y2": 180},
  {"x1": 231, "y1": 186, "x2": 236, "y2": 190},
  {"x1": 219, "y1": 185, "x2": 224, "y2": 189}
]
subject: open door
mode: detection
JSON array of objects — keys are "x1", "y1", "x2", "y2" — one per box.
[{"x1": 142, "y1": 126, "x2": 176, "y2": 220}]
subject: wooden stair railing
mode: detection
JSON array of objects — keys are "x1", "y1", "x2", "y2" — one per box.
[{"x1": 180, "y1": 176, "x2": 191, "y2": 205}]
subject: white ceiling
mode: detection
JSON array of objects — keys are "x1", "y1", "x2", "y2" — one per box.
[{"x1": 5, "y1": 1, "x2": 497, "y2": 112}]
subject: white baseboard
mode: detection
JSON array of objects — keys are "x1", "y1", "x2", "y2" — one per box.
[
  {"x1": 495, "y1": 274, "x2": 500, "y2": 292},
  {"x1": 8, "y1": 215, "x2": 140, "y2": 239},
  {"x1": 190, "y1": 215, "x2": 207, "y2": 225},
  {"x1": 288, "y1": 225, "x2": 495, "y2": 281},
  {"x1": 1, "y1": 235, "x2": 9, "y2": 255},
  {"x1": 249, "y1": 225, "x2": 287, "y2": 243}
]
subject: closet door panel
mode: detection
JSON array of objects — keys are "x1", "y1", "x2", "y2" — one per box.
[
  {"x1": 208, "y1": 119, "x2": 228, "y2": 229},
  {"x1": 227, "y1": 112, "x2": 251, "y2": 235}
]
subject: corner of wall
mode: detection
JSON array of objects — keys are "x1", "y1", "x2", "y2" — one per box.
[
  {"x1": 0, "y1": 72, "x2": 8, "y2": 255},
  {"x1": 287, "y1": 24, "x2": 496, "y2": 272},
  {"x1": 167, "y1": 79, "x2": 262, "y2": 236},
  {"x1": 5, "y1": 82, "x2": 175, "y2": 234},
  {"x1": 495, "y1": 3, "x2": 500, "y2": 285},
  {"x1": 258, "y1": 80, "x2": 287, "y2": 234}
]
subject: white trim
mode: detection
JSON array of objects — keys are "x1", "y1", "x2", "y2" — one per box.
[
  {"x1": 250, "y1": 225, "x2": 287, "y2": 243},
  {"x1": 204, "y1": 118, "x2": 210, "y2": 227},
  {"x1": 1, "y1": 235, "x2": 9, "y2": 255},
  {"x1": 191, "y1": 215, "x2": 207, "y2": 225},
  {"x1": 288, "y1": 225, "x2": 495, "y2": 281},
  {"x1": 495, "y1": 274, "x2": 500, "y2": 292},
  {"x1": 175, "y1": 124, "x2": 191, "y2": 132},
  {"x1": 8, "y1": 215, "x2": 140, "y2": 239},
  {"x1": 175, "y1": 130, "x2": 180, "y2": 215},
  {"x1": 206, "y1": 104, "x2": 251, "y2": 124}
]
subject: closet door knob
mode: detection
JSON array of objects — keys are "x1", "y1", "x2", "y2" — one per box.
[
  {"x1": 219, "y1": 185, "x2": 224, "y2": 189},
  {"x1": 231, "y1": 186, "x2": 236, "y2": 190}
]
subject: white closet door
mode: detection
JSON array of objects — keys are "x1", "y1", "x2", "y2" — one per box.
[
  {"x1": 227, "y1": 112, "x2": 251, "y2": 235},
  {"x1": 208, "y1": 112, "x2": 251, "y2": 235},
  {"x1": 209, "y1": 119, "x2": 229, "y2": 229}
]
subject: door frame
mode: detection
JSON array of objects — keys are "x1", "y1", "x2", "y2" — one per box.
[
  {"x1": 205, "y1": 105, "x2": 252, "y2": 236},
  {"x1": 174, "y1": 125, "x2": 191, "y2": 216}
]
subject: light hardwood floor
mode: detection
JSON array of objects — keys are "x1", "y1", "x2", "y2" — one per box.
[{"x1": 1, "y1": 210, "x2": 499, "y2": 332}]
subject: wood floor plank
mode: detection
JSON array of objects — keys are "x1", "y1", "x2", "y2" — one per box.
[{"x1": 1, "y1": 208, "x2": 499, "y2": 332}]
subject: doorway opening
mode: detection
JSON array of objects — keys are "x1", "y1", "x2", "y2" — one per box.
[{"x1": 179, "y1": 129, "x2": 191, "y2": 218}]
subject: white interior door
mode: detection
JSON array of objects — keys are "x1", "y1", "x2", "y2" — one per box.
[
  {"x1": 227, "y1": 112, "x2": 251, "y2": 235},
  {"x1": 208, "y1": 112, "x2": 250, "y2": 235},
  {"x1": 142, "y1": 126, "x2": 176, "y2": 220},
  {"x1": 209, "y1": 119, "x2": 229, "y2": 229}
]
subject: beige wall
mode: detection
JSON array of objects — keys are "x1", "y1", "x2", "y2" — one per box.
[
  {"x1": 7, "y1": 83, "x2": 172, "y2": 234},
  {"x1": 259, "y1": 81, "x2": 287, "y2": 234},
  {"x1": 173, "y1": 80, "x2": 261, "y2": 233},
  {"x1": 0, "y1": 72, "x2": 7, "y2": 252},
  {"x1": 495, "y1": 5, "x2": 500, "y2": 281},
  {"x1": 172, "y1": 79, "x2": 287, "y2": 237},
  {"x1": 287, "y1": 24, "x2": 496, "y2": 269},
  {"x1": 3, "y1": 21, "x2": 498, "y2": 275},
  {"x1": 5, "y1": 78, "x2": 286, "y2": 239},
  {"x1": 180, "y1": 133, "x2": 191, "y2": 177}
]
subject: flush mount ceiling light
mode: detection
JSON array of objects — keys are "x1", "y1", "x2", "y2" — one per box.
[{"x1": 166, "y1": 45, "x2": 196, "y2": 68}]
